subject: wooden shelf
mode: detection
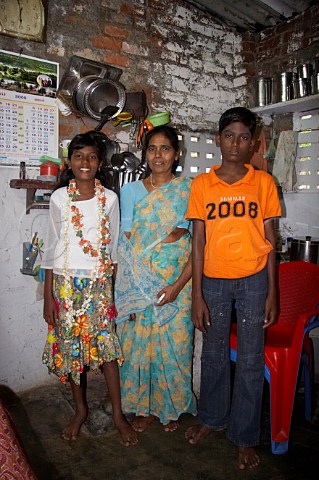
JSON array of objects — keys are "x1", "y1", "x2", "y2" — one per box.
[
  {"x1": 10, "y1": 179, "x2": 57, "y2": 214},
  {"x1": 252, "y1": 93, "x2": 319, "y2": 116}
]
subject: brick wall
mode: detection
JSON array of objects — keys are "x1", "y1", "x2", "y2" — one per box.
[
  {"x1": 0, "y1": 0, "x2": 244, "y2": 146},
  {"x1": 242, "y1": 3, "x2": 319, "y2": 107},
  {"x1": 1, "y1": 1, "x2": 318, "y2": 145}
]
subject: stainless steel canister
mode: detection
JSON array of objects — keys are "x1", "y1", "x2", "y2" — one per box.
[
  {"x1": 290, "y1": 236, "x2": 319, "y2": 264},
  {"x1": 276, "y1": 72, "x2": 294, "y2": 102},
  {"x1": 310, "y1": 73, "x2": 319, "y2": 95},
  {"x1": 256, "y1": 77, "x2": 272, "y2": 106},
  {"x1": 292, "y1": 78, "x2": 310, "y2": 98},
  {"x1": 297, "y1": 63, "x2": 314, "y2": 79}
]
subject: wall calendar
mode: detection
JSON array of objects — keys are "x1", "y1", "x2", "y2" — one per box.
[{"x1": 0, "y1": 49, "x2": 59, "y2": 165}]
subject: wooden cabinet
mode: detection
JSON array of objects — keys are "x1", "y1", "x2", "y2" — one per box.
[{"x1": 10, "y1": 179, "x2": 57, "y2": 214}]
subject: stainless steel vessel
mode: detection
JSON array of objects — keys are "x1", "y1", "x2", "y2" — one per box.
[{"x1": 290, "y1": 236, "x2": 319, "y2": 264}]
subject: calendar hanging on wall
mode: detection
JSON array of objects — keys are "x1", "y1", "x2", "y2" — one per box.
[{"x1": 0, "y1": 49, "x2": 59, "y2": 165}]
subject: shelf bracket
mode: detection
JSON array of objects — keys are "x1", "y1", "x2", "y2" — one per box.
[{"x1": 26, "y1": 189, "x2": 36, "y2": 214}]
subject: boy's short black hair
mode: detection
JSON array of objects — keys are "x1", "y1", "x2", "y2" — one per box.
[{"x1": 219, "y1": 107, "x2": 257, "y2": 137}]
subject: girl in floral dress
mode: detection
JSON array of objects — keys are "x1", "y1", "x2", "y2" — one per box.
[{"x1": 42, "y1": 131, "x2": 137, "y2": 446}]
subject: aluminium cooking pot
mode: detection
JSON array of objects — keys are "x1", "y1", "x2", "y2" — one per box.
[{"x1": 290, "y1": 236, "x2": 319, "y2": 264}]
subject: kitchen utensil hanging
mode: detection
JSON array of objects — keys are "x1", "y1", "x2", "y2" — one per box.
[
  {"x1": 94, "y1": 105, "x2": 119, "y2": 132},
  {"x1": 83, "y1": 77, "x2": 126, "y2": 120},
  {"x1": 72, "y1": 76, "x2": 126, "y2": 124},
  {"x1": 57, "y1": 56, "x2": 123, "y2": 116},
  {"x1": 72, "y1": 75, "x2": 100, "y2": 115}
]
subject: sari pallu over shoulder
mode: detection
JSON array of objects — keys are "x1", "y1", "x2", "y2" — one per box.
[
  {"x1": 130, "y1": 177, "x2": 192, "y2": 257},
  {"x1": 115, "y1": 177, "x2": 192, "y2": 327}
]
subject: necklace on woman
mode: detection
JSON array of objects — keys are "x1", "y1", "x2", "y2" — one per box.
[
  {"x1": 62, "y1": 178, "x2": 113, "y2": 328},
  {"x1": 150, "y1": 173, "x2": 175, "y2": 189}
]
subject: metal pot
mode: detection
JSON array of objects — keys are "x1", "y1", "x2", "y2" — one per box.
[{"x1": 290, "y1": 236, "x2": 319, "y2": 264}]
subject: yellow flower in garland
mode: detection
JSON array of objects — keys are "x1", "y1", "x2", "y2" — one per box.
[
  {"x1": 60, "y1": 283, "x2": 73, "y2": 300},
  {"x1": 47, "y1": 331, "x2": 57, "y2": 344}
]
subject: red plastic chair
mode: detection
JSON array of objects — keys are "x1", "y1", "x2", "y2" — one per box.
[{"x1": 230, "y1": 260, "x2": 319, "y2": 454}]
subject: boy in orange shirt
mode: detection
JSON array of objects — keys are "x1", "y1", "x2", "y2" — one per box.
[{"x1": 185, "y1": 107, "x2": 281, "y2": 469}]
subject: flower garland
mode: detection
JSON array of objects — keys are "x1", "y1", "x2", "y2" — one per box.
[{"x1": 62, "y1": 179, "x2": 113, "y2": 328}]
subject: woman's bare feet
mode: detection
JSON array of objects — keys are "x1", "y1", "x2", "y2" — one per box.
[
  {"x1": 238, "y1": 447, "x2": 260, "y2": 469},
  {"x1": 132, "y1": 415, "x2": 156, "y2": 432},
  {"x1": 62, "y1": 406, "x2": 88, "y2": 441},
  {"x1": 163, "y1": 420, "x2": 179, "y2": 432},
  {"x1": 114, "y1": 414, "x2": 138, "y2": 447},
  {"x1": 185, "y1": 424, "x2": 212, "y2": 444}
]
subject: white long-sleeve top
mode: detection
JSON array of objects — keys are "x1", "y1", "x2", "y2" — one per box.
[{"x1": 41, "y1": 186, "x2": 119, "y2": 277}]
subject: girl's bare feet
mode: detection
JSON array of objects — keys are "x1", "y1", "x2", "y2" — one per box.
[
  {"x1": 238, "y1": 447, "x2": 260, "y2": 469},
  {"x1": 185, "y1": 424, "x2": 212, "y2": 444},
  {"x1": 62, "y1": 405, "x2": 88, "y2": 440},
  {"x1": 114, "y1": 414, "x2": 138, "y2": 446},
  {"x1": 132, "y1": 415, "x2": 156, "y2": 432},
  {"x1": 163, "y1": 420, "x2": 179, "y2": 432}
]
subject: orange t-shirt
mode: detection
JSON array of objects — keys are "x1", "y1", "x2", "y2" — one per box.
[{"x1": 186, "y1": 164, "x2": 281, "y2": 279}]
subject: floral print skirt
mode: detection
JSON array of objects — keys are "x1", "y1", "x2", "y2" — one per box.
[{"x1": 42, "y1": 274, "x2": 123, "y2": 386}]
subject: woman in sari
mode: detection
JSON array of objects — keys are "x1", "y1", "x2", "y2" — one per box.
[{"x1": 115, "y1": 125, "x2": 197, "y2": 433}]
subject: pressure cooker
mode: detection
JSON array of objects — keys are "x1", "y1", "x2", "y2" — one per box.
[{"x1": 290, "y1": 236, "x2": 319, "y2": 264}]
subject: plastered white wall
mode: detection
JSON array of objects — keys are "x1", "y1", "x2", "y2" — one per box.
[{"x1": 0, "y1": 166, "x2": 56, "y2": 392}]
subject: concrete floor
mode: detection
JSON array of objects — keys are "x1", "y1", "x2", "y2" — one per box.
[{"x1": 1, "y1": 372, "x2": 319, "y2": 480}]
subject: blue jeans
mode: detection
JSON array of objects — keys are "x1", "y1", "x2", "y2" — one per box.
[{"x1": 199, "y1": 267, "x2": 267, "y2": 448}]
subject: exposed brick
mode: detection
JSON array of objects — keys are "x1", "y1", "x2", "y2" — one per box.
[
  {"x1": 120, "y1": 2, "x2": 146, "y2": 18},
  {"x1": 92, "y1": 36, "x2": 122, "y2": 50},
  {"x1": 104, "y1": 25, "x2": 130, "y2": 39},
  {"x1": 273, "y1": 21, "x2": 292, "y2": 36},
  {"x1": 241, "y1": 39, "x2": 256, "y2": 54},
  {"x1": 103, "y1": 53, "x2": 130, "y2": 68},
  {"x1": 243, "y1": 62, "x2": 256, "y2": 78},
  {"x1": 241, "y1": 50, "x2": 255, "y2": 62}
]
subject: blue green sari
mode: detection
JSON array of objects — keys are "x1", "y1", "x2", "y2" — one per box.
[{"x1": 115, "y1": 177, "x2": 197, "y2": 424}]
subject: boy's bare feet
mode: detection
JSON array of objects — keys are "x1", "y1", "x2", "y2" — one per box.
[
  {"x1": 238, "y1": 447, "x2": 260, "y2": 469},
  {"x1": 185, "y1": 424, "x2": 212, "y2": 444},
  {"x1": 114, "y1": 414, "x2": 138, "y2": 446},
  {"x1": 132, "y1": 414, "x2": 156, "y2": 432},
  {"x1": 62, "y1": 406, "x2": 88, "y2": 440},
  {"x1": 163, "y1": 420, "x2": 179, "y2": 432}
]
